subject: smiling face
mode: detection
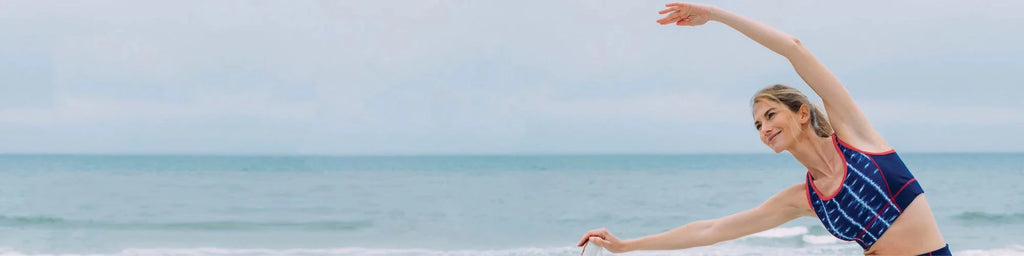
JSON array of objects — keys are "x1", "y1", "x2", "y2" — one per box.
[
  {"x1": 751, "y1": 84, "x2": 833, "y2": 153},
  {"x1": 752, "y1": 99, "x2": 807, "y2": 153}
]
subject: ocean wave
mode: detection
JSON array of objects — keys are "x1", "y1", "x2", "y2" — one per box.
[
  {"x1": 742, "y1": 226, "x2": 840, "y2": 245},
  {"x1": 0, "y1": 215, "x2": 65, "y2": 225},
  {"x1": 801, "y1": 235, "x2": 840, "y2": 245},
  {"x1": 3, "y1": 245, "x2": 1019, "y2": 256},
  {"x1": 957, "y1": 245, "x2": 1024, "y2": 256},
  {"x1": 0, "y1": 215, "x2": 372, "y2": 231},
  {"x1": 954, "y1": 211, "x2": 1024, "y2": 224},
  {"x1": 0, "y1": 245, "x2": 862, "y2": 256}
]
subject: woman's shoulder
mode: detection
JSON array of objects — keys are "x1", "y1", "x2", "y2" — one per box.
[
  {"x1": 773, "y1": 183, "x2": 815, "y2": 216},
  {"x1": 832, "y1": 132, "x2": 894, "y2": 155}
]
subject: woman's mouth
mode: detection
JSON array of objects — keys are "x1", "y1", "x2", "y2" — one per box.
[{"x1": 768, "y1": 130, "x2": 781, "y2": 143}]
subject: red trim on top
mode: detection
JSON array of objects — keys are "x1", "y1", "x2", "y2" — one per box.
[
  {"x1": 805, "y1": 173, "x2": 814, "y2": 210},
  {"x1": 835, "y1": 133, "x2": 899, "y2": 212},
  {"x1": 808, "y1": 135, "x2": 848, "y2": 201},
  {"x1": 834, "y1": 134, "x2": 895, "y2": 155},
  {"x1": 893, "y1": 177, "x2": 918, "y2": 197},
  {"x1": 849, "y1": 139, "x2": 900, "y2": 241},
  {"x1": 891, "y1": 177, "x2": 922, "y2": 214},
  {"x1": 854, "y1": 200, "x2": 895, "y2": 241},
  {"x1": 868, "y1": 153, "x2": 898, "y2": 211}
]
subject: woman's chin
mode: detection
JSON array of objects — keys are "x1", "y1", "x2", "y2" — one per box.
[{"x1": 767, "y1": 141, "x2": 786, "y2": 153}]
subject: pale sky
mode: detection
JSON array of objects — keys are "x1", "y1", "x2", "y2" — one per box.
[{"x1": 1, "y1": 0, "x2": 1022, "y2": 155}]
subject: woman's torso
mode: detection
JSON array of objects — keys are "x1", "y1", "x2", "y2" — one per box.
[{"x1": 803, "y1": 135, "x2": 945, "y2": 255}]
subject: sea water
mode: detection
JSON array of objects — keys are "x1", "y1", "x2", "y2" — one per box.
[{"x1": 0, "y1": 154, "x2": 1022, "y2": 255}]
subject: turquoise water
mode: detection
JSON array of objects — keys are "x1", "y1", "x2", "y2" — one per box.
[{"x1": 0, "y1": 154, "x2": 1022, "y2": 255}]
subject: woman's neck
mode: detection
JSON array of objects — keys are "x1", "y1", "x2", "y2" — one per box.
[{"x1": 788, "y1": 132, "x2": 843, "y2": 180}]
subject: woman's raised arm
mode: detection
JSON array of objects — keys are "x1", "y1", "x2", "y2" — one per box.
[{"x1": 658, "y1": 3, "x2": 890, "y2": 150}]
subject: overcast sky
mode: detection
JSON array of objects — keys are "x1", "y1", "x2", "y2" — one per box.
[{"x1": 1, "y1": 0, "x2": 1022, "y2": 155}]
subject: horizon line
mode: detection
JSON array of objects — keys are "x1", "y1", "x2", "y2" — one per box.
[{"x1": 1, "y1": 151, "x2": 1022, "y2": 157}]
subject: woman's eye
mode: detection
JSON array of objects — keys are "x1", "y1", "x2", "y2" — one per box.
[
  {"x1": 767, "y1": 112, "x2": 775, "y2": 119},
  {"x1": 755, "y1": 124, "x2": 762, "y2": 130}
]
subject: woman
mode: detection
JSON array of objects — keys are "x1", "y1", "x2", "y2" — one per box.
[{"x1": 577, "y1": 3, "x2": 950, "y2": 255}]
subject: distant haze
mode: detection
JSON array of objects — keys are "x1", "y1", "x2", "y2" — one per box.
[{"x1": 1, "y1": 1, "x2": 1022, "y2": 155}]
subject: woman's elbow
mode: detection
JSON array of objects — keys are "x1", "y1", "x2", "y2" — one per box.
[
  {"x1": 695, "y1": 220, "x2": 725, "y2": 246},
  {"x1": 781, "y1": 37, "x2": 809, "y2": 58}
]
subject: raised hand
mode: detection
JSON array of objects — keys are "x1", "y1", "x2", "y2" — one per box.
[{"x1": 657, "y1": 2, "x2": 713, "y2": 26}]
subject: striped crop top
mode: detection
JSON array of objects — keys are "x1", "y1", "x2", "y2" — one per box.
[{"x1": 805, "y1": 134, "x2": 924, "y2": 249}]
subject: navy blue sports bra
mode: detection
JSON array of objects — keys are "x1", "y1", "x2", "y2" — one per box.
[{"x1": 806, "y1": 134, "x2": 924, "y2": 249}]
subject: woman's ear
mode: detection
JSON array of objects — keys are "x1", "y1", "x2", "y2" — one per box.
[{"x1": 799, "y1": 104, "x2": 811, "y2": 124}]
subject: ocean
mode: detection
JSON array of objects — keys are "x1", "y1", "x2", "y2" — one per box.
[{"x1": 0, "y1": 153, "x2": 1022, "y2": 255}]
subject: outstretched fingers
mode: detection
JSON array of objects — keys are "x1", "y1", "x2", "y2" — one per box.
[
  {"x1": 658, "y1": 3, "x2": 698, "y2": 26},
  {"x1": 658, "y1": 6, "x2": 677, "y2": 14},
  {"x1": 657, "y1": 11, "x2": 682, "y2": 25},
  {"x1": 588, "y1": 236, "x2": 610, "y2": 247},
  {"x1": 577, "y1": 228, "x2": 610, "y2": 246}
]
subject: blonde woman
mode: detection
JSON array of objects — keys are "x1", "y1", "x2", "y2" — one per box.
[{"x1": 578, "y1": 3, "x2": 949, "y2": 255}]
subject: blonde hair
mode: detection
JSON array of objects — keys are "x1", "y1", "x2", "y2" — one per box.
[{"x1": 752, "y1": 84, "x2": 833, "y2": 138}]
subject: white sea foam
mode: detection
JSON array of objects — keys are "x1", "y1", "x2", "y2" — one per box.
[
  {"x1": 744, "y1": 226, "x2": 843, "y2": 246},
  {"x1": 0, "y1": 247, "x2": 26, "y2": 256},
  {"x1": 801, "y1": 235, "x2": 841, "y2": 245},
  {"x1": 956, "y1": 245, "x2": 1024, "y2": 256},
  {"x1": 3, "y1": 245, "x2": 1020, "y2": 256},
  {"x1": 0, "y1": 245, "x2": 862, "y2": 256}
]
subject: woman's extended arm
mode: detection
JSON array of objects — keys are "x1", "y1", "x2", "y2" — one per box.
[
  {"x1": 658, "y1": 3, "x2": 889, "y2": 151},
  {"x1": 579, "y1": 184, "x2": 810, "y2": 253}
]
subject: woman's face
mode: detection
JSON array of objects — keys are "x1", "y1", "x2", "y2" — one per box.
[{"x1": 752, "y1": 100, "x2": 801, "y2": 153}]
